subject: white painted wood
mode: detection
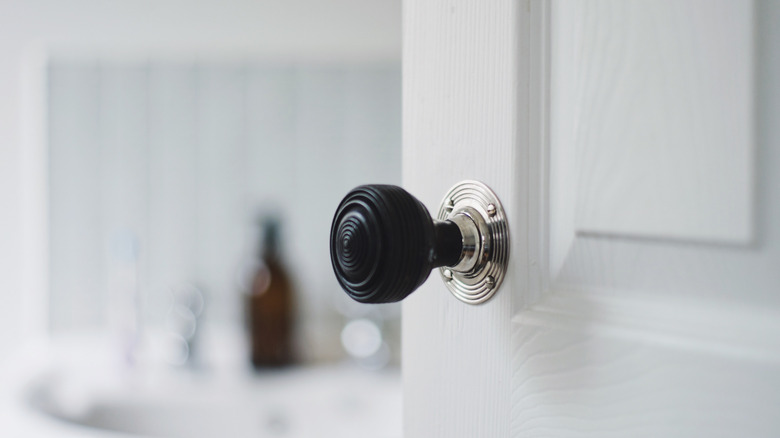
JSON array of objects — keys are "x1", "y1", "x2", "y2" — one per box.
[
  {"x1": 403, "y1": 0, "x2": 540, "y2": 435},
  {"x1": 405, "y1": 0, "x2": 780, "y2": 436},
  {"x1": 548, "y1": 0, "x2": 776, "y2": 307},
  {"x1": 511, "y1": 306, "x2": 780, "y2": 437},
  {"x1": 553, "y1": 0, "x2": 754, "y2": 244}
]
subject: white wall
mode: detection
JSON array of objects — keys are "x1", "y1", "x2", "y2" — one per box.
[{"x1": 0, "y1": 0, "x2": 400, "y2": 353}]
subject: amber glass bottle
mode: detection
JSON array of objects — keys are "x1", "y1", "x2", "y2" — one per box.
[{"x1": 246, "y1": 218, "x2": 295, "y2": 368}]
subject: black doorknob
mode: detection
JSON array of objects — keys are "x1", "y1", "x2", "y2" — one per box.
[
  {"x1": 331, "y1": 182, "x2": 510, "y2": 305},
  {"x1": 330, "y1": 185, "x2": 463, "y2": 303}
]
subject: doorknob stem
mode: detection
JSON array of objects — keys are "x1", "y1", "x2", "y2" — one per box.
[{"x1": 432, "y1": 220, "x2": 463, "y2": 269}]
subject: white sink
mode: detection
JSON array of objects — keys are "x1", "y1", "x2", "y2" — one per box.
[
  {"x1": 28, "y1": 366, "x2": 401, "y2": 438},
  {"x1": 5, "y1": 334, "x2": 402, "y2": 438}
]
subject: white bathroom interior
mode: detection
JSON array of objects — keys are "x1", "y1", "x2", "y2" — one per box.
[{"x1": 0, "y1": 1, "x2": 402, "y2": 436}]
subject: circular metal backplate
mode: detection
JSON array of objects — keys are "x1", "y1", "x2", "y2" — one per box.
[{"x1": 437, "y1": 180, "x2": 510, "y2": 304}]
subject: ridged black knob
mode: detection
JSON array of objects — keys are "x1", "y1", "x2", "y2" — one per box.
[{"x1": 330, "y1": 185, "x2": 463, "y2": 303}]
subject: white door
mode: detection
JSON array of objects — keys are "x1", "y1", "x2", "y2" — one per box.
[{"x1": 403, "y1": 1, "x2": 780, "y2": 436}]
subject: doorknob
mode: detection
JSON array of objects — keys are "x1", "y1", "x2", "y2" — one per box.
[{"x1": 330, "y1": 181, "x2": 509, "y2": 304}]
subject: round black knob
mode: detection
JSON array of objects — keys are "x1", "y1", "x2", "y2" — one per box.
[{"x1": 330, "y1": 185, "x2": 463, "y2": 303}]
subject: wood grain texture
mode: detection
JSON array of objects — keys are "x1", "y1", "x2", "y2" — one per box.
[
  {"x1": 403, "y1": 0, "x2": 542, "y2": 436},
  {"x1": 549, "y1": 0, "x2": 780, "y2": 307},
  {"x1": 405, "y1": 0, "x2": 780, "y2": 436},
  {"x1": 551, "y1": 0, "x2": 754, "y2": 244},
  {"x1": 511, "y1": 320, "x2": 780, "y2": 437},
  {"x1": 511, "y1": 290, "x2": 780, "y2": 437},
  {"x1": 509, "y1": 1, "x2": 780, "y2": 436}
]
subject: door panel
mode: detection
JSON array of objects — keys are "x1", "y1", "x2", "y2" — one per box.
[
  {"x1": 552, "y1": 0, "x2": 754, "y2": 245},
  {"x1": 405, "y1": 0, "x2": 780, "y2": 436},
  {"x1": 549, "y1": 0, "x2": 777, "y2": 307},
  {"x1": 513, "y1": 0, "x2": 780, "y2": 436},
  {"x1": 511, "y1": 321, "x2": 780, "y2": 437}
]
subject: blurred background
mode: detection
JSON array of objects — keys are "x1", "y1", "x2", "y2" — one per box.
[
  {"x1": 46, "y1": 59, "x2": 401, "y2": 365},
  {"x1": 0, "y1": 1, "x2": 402, "y2": 437}
]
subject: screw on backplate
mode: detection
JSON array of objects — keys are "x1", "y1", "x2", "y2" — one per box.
[
  {"x1": 486, "y1": 204, "x2": 496, "y2": 217},
  {"x1": 443, "y1": 269, "x2": 453, "y2": 281},
  {"x1": 486, "y1": 275, "x2": 495, "y2": 288},
  {"x1": 445, "y1": 198, "x2": 455, "y2": 213}
]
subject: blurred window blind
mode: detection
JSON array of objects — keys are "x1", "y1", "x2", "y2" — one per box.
[{"x1": 48, "y1": 60, "x2": 401, "y2": 332}]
